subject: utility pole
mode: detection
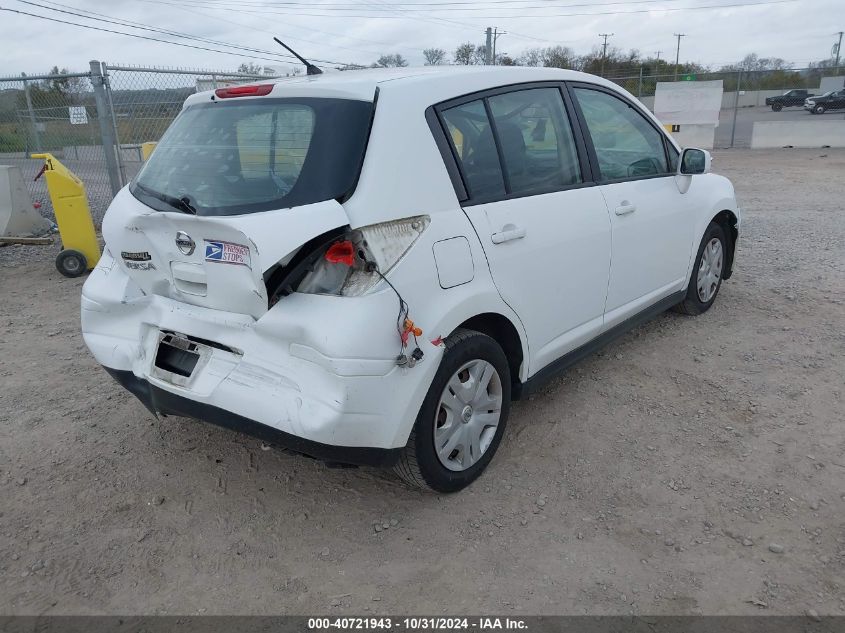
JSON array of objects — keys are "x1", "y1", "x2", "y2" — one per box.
[
  {"x1": 673, "y1": 33, "x2": 686, "y2": 80},
  {"x1": 655, "y1": 50, "x2": 662, "y2": 62},
  {"x1": 492, "y1": 27, "x2": 506, "y2": 65},
  {"x1": 599, "y1": 33, "x2": 614, "y2": 76},
  {"x1": 485, "y1": 27, "x2": 493, "y2": 65},
  {"x1": 834, "y1": 31, "x2": 843, "y2": 68}
]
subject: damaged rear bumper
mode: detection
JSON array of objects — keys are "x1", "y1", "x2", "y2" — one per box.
[
  {"x1": 81, "y1": 252, "x2": 442, "y2": 464},
  {"x1": 104, "y1": 367, "x2": 401, "y2": 467}
]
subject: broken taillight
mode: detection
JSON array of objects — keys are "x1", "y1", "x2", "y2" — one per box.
[
  {"x1": 324, "y1": 240, "x2": 355, "y2": 266},
  {"x1": 214, "y1": 84, "x2": 274, "y2": 99},
  {"x1": 295, "y1": 217, "x2": 429, "y2": 297}
]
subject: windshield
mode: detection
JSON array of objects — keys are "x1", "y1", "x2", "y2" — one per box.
[{"x1": 131, "y1": 97, "x2": 373, "y2": 216}]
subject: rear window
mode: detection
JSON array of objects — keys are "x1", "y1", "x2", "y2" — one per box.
[{"x1": 130, "y1": 97, "x2": 373, "y2": 216}]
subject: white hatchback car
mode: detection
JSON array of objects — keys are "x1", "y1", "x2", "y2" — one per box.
[{"x1": 82, "y1": 66, "x2": 740, "y2": 492}]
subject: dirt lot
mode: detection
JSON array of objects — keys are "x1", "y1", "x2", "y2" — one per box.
[{"x1": 1, "y1": 149, "x2": 843, "y2": 616}]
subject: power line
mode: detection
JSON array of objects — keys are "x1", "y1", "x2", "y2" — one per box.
[
  {"x1": 122, "y1": 0, "x2": 419, "y2": 52},
  {"x1": 0, "y1": 5, "x2": 349, "y2": 66},
  {"x1": 156, "y1": 0, "x2": 691, "y2": 10},
  {"x1": 359, "y1": 0, "x2": 481, "y2": 39},
  {"x1": 120, "y1": 0, "x2": 798, "y2": 49},
  {"x1": 133, "y1": 0, "x2": 798, "y2": 16},
  {"x1": 22, "y1": 0, "x2": 382, "y2": 61},
  {"x1": 164, "y1": 0, "x2": 686, "y2": 5},
  {"x1": 12, "y1": 0, "x2": 304, "y2": 65}
]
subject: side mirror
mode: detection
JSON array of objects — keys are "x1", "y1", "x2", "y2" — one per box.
[{"x1": 679, "y1": 148, "x2": 711, "y2": 175}]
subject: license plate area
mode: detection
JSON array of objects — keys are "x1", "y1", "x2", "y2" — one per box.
[
  {"x1": 155, "y1": 334, "x2": 200, "y2": 377},
  {"x1": 151, "y1": 332, "x2": 208, "y2": 386}
]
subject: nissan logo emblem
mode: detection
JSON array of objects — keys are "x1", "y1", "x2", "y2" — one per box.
[{"x1": 175, "y1": 231, "x2": 195, "y2": 256}]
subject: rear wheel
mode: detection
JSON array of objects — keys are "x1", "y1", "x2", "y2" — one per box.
[
  {"x1": 673, "y1": 222, "x2": 726, "y2": 316},
  {"x1": 393, "y1": 329, "x2": 511, "y2": 493},
  {"x1": 55, "y1": 249, "x2": 87, "y2": 278}
]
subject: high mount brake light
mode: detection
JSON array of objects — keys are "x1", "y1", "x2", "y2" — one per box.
[{"x1": 214, "y1": 84, "x2": 274, "y2": 99}]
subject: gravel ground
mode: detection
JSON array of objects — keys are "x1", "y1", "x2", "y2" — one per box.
[{"x1": 1, "y1": 149, "x2": 844, "y2": 616}]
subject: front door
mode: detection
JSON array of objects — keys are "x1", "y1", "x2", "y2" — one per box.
[
  {"x1": 439, "y1": 86, "x2": 612, "y2": 374},
  {"x1": 570, "y1": 85, "x2": 695, "y2": 329}
]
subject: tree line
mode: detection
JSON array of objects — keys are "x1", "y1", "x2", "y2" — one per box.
[{"x1": 354, "y1": 46, "x2": 841, "y2": 89}]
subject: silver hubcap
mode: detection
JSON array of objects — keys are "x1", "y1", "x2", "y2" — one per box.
[
  {"x1": 697, "y1": 237, "x2": 723, "y2": 303},
  {"x1": 434, "y1": 359, "x2": 503, "y2": 472}
]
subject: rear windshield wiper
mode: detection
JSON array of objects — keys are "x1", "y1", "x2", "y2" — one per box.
[{"x1": 135, "y1": 183, "x2": 197, "y2": 215}]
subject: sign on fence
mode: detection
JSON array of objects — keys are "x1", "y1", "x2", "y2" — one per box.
[{"x1": 68, "y1": 106, "x2": 88, "y2": 125}]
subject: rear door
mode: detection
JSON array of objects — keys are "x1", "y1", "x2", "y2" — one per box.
[
  {"x1": 106, "y1": 95, "x2": 373, "y2": 319},
  {"x1": 436, "y1": 84, "x2": 612, "y2": 374},
  {"x1": 101, "y1": 193, "x2": 349, "y2": 319},
  {"x1": 568, "y1": 83, "x2": 695, "y2": 330}
]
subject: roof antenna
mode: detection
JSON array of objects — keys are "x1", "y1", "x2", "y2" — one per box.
[{"x1": 273, "y1": 37, "x2": 323, "y2": 75}]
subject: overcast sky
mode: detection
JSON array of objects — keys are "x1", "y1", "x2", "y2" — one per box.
[{"x1": 0, "y1": 0, "x2": 842, "y2": 77}]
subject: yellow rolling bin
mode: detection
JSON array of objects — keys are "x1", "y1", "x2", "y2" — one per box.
[{"x1": 31, "y1": 153, "x2": 101, "y2": 277}]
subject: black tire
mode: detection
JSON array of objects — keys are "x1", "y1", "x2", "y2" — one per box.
[
  {"x1": 673, "y1": 222, "x2": 727, "y2": 316},
  {"x1": 55, "y1": 249, "x2": 88, "y2": 278},
  {"x1": 393, "y1": 328, "x2": 511, "y2": 493},
  {"x1": 771, "y1": 103, "x2": 783, "y2": 112},
  {"x1": 814, "y1": 104, "x2": 826, "y2": 114}
]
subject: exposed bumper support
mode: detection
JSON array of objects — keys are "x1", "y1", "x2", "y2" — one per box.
[{"x1": 104, "y1": 367, "x2": 402, "y2": 468}]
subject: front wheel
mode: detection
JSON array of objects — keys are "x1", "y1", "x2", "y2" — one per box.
[
  {"x1": 814, "y1": 104, "x2": 826, "y2": 114},
  {"x1": 771, "y1": 103, "x2": 783, "y2": 112},
  {"x1": 673, "y1": 222, "x2": 727, "y2": 316},
  {"x1": 393, "y1": 329, "x2": 511, "y2": 493}
]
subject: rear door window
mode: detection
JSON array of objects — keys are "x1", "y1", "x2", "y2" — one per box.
[
  {"x1": 441, "y1": 99, "x2": 506, "y2": 200},
  {"x1": 487, "y1": 87, "x2": 582, "y2": 195},
  {"x1": 131, "y1": 98, "x2": 372, "y2": 216}
]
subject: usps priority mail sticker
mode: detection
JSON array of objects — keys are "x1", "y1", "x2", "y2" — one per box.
[{"x1": 204, "y1": 240, "x2": 251, "y2": 268}]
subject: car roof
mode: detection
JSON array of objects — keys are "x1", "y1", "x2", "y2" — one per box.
[{"x1": 184, "y1": 65, "x2": 616, "y2": 106}]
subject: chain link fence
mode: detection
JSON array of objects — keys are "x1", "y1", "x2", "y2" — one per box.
[
  {"x1": 104, "y1": 64, "x2": 283, "y2": 193},
  {"x1": 0, "y1": 70, "x2": 113, "y2": 221},
  {"x1": 1, "y1": 62, "x2": 843, "y2": 225},
  {"x1": 606, "y1": 67, "x2": 845, "y2": 99}
]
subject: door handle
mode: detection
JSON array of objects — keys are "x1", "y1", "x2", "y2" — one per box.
[
  {"x1": 491, "y1": 224, "x2": 526, "y2": 244},
  {"x1": 615, "y1": 203, "x2": 637, "y2": 216}
]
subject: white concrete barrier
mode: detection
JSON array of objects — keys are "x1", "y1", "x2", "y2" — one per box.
[
  {"x1": 644, "y1": 91, "x2": 796, "y2": 111},
  {"x1": 0, "y1": 165, "x2": 52, "y2": 237},
  {"x1": 750, "y1": 120, "x2": 845, "y2": 148}
]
